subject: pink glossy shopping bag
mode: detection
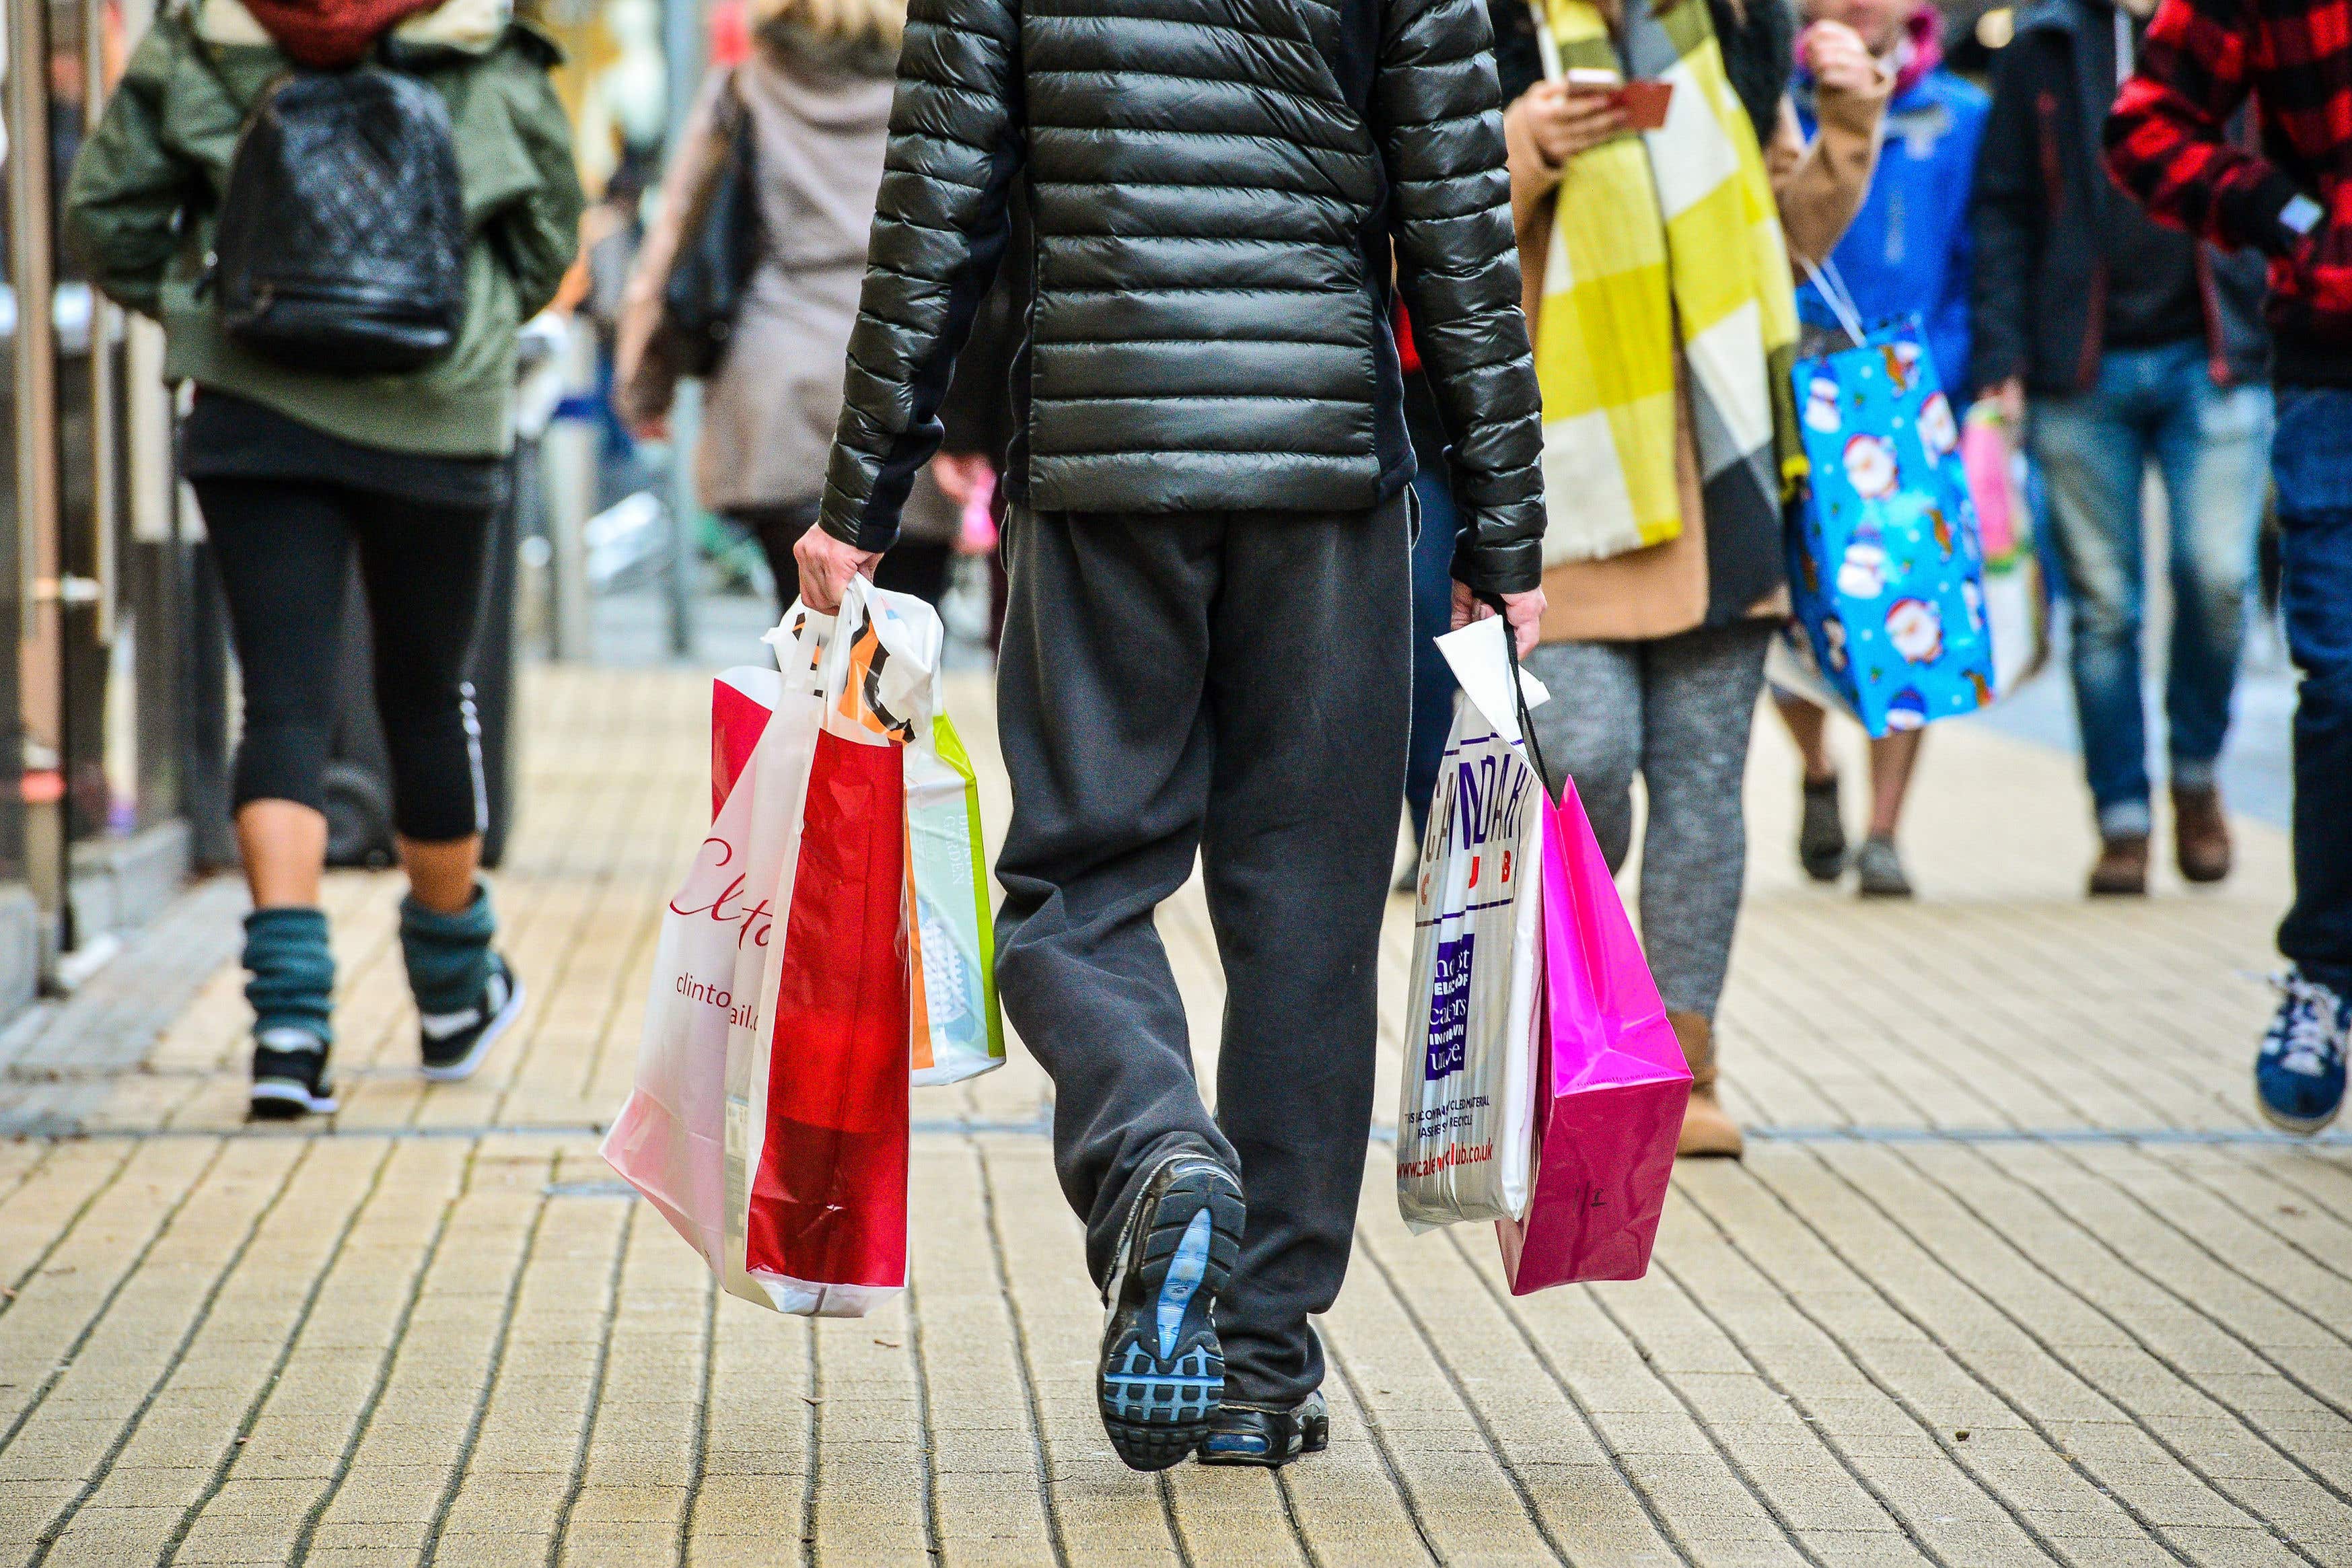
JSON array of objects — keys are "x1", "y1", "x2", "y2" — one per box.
[{"x1": 1496, "y1": 777, "x2": 1690, "y2": 1291}]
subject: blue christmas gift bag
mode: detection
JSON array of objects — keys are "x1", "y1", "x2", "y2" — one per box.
[{"x1": 1782, "y1": 289, "x2": 1997, "y2": 738}]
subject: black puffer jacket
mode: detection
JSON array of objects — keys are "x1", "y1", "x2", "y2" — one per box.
[{"x1": 818, "y1": 0, "x2": 1547, "y2": 592}]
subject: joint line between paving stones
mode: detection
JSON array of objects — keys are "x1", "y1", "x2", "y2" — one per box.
[
  {"x1": 1648, "y1": 1241, "x2": 1958, "y2": 1568},
  {"x1": 1354, "y1": 1234, "x2": 1570, "y2": 1565},
  {"x1": 902, "y1": 1258, "x2": 944, "y2": 1563},
  {"x1": 1573, "y1": 1262, "x2": 1837, "y2": 1568},
  {"x1": 0, "y1": 1137, "x2": 161, "y2": 1327},
  {"x1": 157, "y1": 1139, "x2": 404, "y2": 1565},
  {"x1": 799, "y1": 1304, "x2": 822, "y2": 1568},
  {"x1": 1726, "y1": 1155, "x2": 2203, "y2": 1567},
  {"x1": 2267, "y1": 1149, "x2": 2352, "y2": 1232},
  {"x1": 1851, "y1": 1143, "x2": 2348, "y2": 1563},
  {"x1": 678, "y1": 1275, "x2": 718, "y2": 1568},
  {"x1": 1271, "y1": 1470, "x2": 1325, "y2": 1568},
  {"x1": 1155, "y1": 1473, "x2": 1199, "y2": 1568},
  {"x1": 1679, "y1": 1166, "x2": 2090, "y2": 1562},
  {"x1": 277, "y1": 1144, "x2": 474, "y2": 1567},
  {"x1": 972, "y1": 1139, "x2": 1071, "y2": 1568},
  {"x1": 28, "y1": 1139, "x2": 320, "y2": 1565},
  {"x1": 0, "y1": 1137, "x2": 231, "y2": 1464},
  {"x1": 2171, "y1": 1147, "x2": 2352, "y2": 1293},
  {"x1": 1317, "y1": 1318, "x2": 1445, "y2": 1566},
  {"x1": 2043, "y1": 1139, "x2": 2352, "y2": 1369},
  {"x1": 0, "y1": 1137, "x2": 60, "y2": 1218},
  {"x1": 1439, "y1": 1227, "x2": 1693, "y2": 1566},
  {"x1": 1921, "y1": 1142, "x2": 2352, "y2": 1520},
  {"x1": 419, "y1": 1153, "x2": 559, "y2": 1568},
  {"x1": 548, "y1": 1197, "x2": 639, "y2": 1568},
  {"x1": 574, "y1": 888, "x2": 667, "y2": 1110}
]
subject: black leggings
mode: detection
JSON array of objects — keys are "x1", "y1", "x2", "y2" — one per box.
[
  {"x1": 195, "y1": 477, "x2": 491, "y2": 843},
  {"x1": 732, "y1": 502, "x2": 954, "y2": 612}
]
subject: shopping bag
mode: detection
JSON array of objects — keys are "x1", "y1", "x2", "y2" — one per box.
[
  {"x1": 601, "y1": 664, "x2": 793, "y2": 1282},
  {"x1": 1782, "y1": 276, "x2": 1999, "y2": 738},
  {"x1": 1497, "y1": 777, "x2": 1690, "y2": 1291},
  {"x1": 1396, "y1": 616, "x2": 1546, "y2": 1232},
  {"x1": 1958, "y1": 401, "x2": 2053, "y2": 699},
  {"x1": 906, "y1": 713, "x2": 1004, "y2": 1085},
  {"x1": 606, "y1": 579, "x2": 939, "y2": 1316}
]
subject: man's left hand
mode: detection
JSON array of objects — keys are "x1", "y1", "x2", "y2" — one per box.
[
  {"x1": 1451, "y1": 581, "x2": 1548, "y2": 657},
  {"x1": 795, "y1": 526, "x2": 884, "y2": 613}
]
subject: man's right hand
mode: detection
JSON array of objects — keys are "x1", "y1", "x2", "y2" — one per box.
[{"x1": 1988, "y1": 377, "x2": 2026, "y2": 428}]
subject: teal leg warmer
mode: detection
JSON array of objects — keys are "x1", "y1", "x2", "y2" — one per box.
[
  {"x1": 244, "y1": 906, "x2": 334, "y2": 1044},
  {"x1": 400, "y1": 885, "x2": 497, "y2": 1016}
]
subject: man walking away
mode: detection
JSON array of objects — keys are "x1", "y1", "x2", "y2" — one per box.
[
  {"x1": 1972, "y1": 0, "x2": 2272, "y2": 897},
  {"x1": 796, "y1": 0, "x2": 1548, "y2": 1469},
  {"x1": 1779, "y1": 0, "x2": 1989, "y2": 898},
  {"x1": 2108, "y1": 0, "x2": 2352, "y2": 1133}
]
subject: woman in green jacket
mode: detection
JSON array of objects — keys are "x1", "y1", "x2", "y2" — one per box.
[{"x1": 66, "y1": 0, "x2": 583, "y2": 1118}]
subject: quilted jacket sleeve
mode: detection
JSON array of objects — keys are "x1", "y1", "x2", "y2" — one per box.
[
  {"x1": 63, "y1": 20, "x2": 194, "y2": 320},
  {"x1": 1374, "y1": 0, "x2": 1547, "y2": 596},
  {"x1": 819, "y1": 0, "x2": 1024, "y2": 553}
]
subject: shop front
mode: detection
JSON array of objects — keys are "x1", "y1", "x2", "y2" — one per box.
[{"x1": 2, "y1": 0, "x2": 215, "y2": 1013}]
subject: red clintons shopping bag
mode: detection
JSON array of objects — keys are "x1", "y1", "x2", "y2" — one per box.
[
  {"x1": 606, "y1": 578, "x2": 943, "y2": 1315},
  {"x1": 1496, "y1": 776, "x2": 1690, "y2": 1291}
]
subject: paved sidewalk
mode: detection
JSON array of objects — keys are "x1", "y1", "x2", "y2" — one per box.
[{"x1": 3, "y1": 663, "x2": 2348, "y2": 1567}]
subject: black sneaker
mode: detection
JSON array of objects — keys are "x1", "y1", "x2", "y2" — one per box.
[
  {"x1": 1198, "y1": 1390, "x2": 1330, "y2": 1468},
  {"x1": 250, "y1": 1029, "x2": 338, "y2": 1118},
  {"x1": 419, "y1": 955, "x2": 524, "y2": 1083},
  {"x1": 1098, "y1": 1155, "x2": 1244, "y2": 1471},
  {"x1": 1799, "y1": 775, "x2": 1847, "y2": 882}
]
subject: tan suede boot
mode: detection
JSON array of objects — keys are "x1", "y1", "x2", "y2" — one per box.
[{"x1": 1670, "y1": 1011, "x2": 1744, "y2": 1159}]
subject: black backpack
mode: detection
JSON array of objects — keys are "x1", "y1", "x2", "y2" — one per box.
[
  {"x1": 660, "y1": 70, "x2": 761, "y2": 378},
  {"x1": 213, "y1": 65, "x2": 467, "y2": 374}
]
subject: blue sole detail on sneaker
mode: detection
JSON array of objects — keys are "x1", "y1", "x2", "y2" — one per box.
[{"x1": 1098, "y1": 1160, "x2": 1244, "y2": 1472}]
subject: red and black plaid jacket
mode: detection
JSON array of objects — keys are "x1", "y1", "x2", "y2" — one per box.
[{"x1": 2105, "y1": 0, "x2": 2352, "y2": 383}]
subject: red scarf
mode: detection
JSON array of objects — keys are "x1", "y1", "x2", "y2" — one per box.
[{"x1": 240, "y1": 0, "x2": 443, "y2": 67}]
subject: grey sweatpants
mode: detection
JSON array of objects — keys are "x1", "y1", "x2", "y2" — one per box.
[
  {"x1": 1523, "y1": 621, "x2": 1772, "y2": 1021},
  {"x1": 993, "y1": 493, "x2": 1412, "y2": 1409}
]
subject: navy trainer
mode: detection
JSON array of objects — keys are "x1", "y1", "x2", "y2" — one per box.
[
  {"x1": 1097, "y1": 1155, "x2": 1244, "y2": 1471},
  {"x1": 2256, "y1": 968, "x2": 2348, "y2": 1135}
]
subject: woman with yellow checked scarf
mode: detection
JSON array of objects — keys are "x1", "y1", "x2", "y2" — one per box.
[{"x1": 1503, "y1": 0, "x2": 1886, "y2": 1158}]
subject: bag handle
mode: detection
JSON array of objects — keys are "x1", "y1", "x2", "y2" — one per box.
[
  {"x1": 1481, "y1": 592, "x2": 1555, "y2": 796},
  {"x1": 1799, "y1": 254, "x2": 1868, "y2": 350}
]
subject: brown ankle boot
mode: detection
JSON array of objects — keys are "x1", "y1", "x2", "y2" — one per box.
[
  {"x1": 1670, "y1": 1011, "x2": 1744, "y2": 1159},
  {"x1": 2172, "y1": 785, "x2": 2232, "y2": 884},
  {"x1": 2088, "y1": 833, "x2": 2150, "y2": 896}
]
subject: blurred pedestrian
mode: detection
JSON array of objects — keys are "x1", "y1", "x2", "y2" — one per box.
[
  {"x1": 797, "y1": 0, "x2": 1547, "y2": 1472},
  {"x1": 1972, "y1": 0, "x2": 2272, "y2": 897},
  {"x1": 1775, "y1": 0, "x2": 1988, "y2": 898},
  {"x1": 1511, "y1": 0, "x2": 1886, "y2": 1160},
  {"x1": 65, "y1": 0, "x2": 583, "y2": 1117},
  {"x1": 612, "y1": 0, "x2": 958, "y2": 612},
  {"x1": 2108, "y1": 0, "x2": 2351, "y2": 1131}
]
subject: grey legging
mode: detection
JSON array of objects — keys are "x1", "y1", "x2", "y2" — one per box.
[{"x1": 1523, "y1": 621, "x2": 1773, "y2": 1020}]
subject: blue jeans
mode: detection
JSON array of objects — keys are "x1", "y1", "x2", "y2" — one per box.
[
  {"x1": 2269, "y1": 388, "x2": 2352, "y2": 994},
  {"x1": 1403, "y1": 468, "x2": 1460, "y2": 844},
  {"x1": 2028, "y1": 341, "x2": 2273, "y2": 837}
]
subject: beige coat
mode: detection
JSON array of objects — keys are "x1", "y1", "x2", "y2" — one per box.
[
  {"x1": 1512, "y1": 77, "x2": 1888, "y2": 644},
  {"x1": 614, "y1": 32, "x2": 955, "y2": 538}
]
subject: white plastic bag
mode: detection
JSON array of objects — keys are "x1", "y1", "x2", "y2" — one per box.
[
  {"x1": 606, "y1": 579, "x2": 950, "y2": 1316},
  {"x1": 1396, "y1": 617, "x2": 1547, "y2": 1232}
]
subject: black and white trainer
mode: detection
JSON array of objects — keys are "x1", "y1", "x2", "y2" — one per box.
[
  {"x1": 1097, "y1": 1155, "x2": 1245, "y2": 1471},
  {"x1": 418, "y1": 955, "x2": 524, "y2": 1083},
  {"x1": 250, "y1": 1028, "x2": 338, "y2": 1118}
]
